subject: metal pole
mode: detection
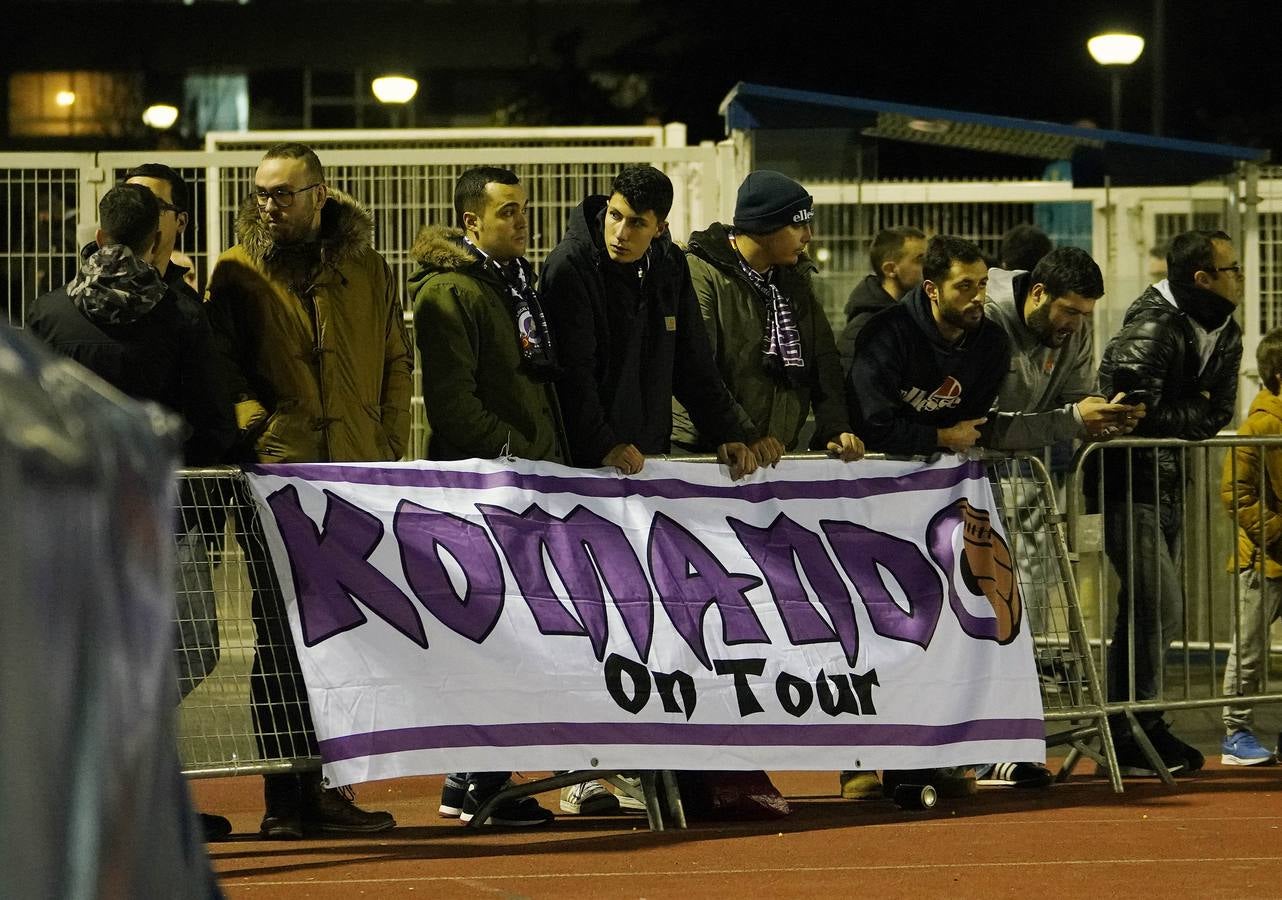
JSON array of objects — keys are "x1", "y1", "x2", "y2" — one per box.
[
  {"x1": 1152, "y1": 0, "x2": 1166, "y2": 135},
  {"x1": 1110, "y1": 70, "x2": 1122, "y2": 131}
]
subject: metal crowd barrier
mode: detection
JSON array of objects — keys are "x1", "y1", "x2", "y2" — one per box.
[
  {"x1": 171, "y1": 453, "x2": 1116, "y2": 816},
  {"x1": 1067, "y1": 435, "x2": 1282, "y2": 784}
]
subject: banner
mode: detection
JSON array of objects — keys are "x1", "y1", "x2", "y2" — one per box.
[{"x1": 246, "y1": 457, "x2": 1044, "y2": 787}]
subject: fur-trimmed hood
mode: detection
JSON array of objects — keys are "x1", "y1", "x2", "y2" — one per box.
[
  {"x1": 406, "y1": 224, "x2": 524, "y2": 297},
  {"x1": 408, "y1": 224, "x2": 476, "y2": 275},
  {"x1": 234, "y1": 188, "x2": 374, "y2": 271}
]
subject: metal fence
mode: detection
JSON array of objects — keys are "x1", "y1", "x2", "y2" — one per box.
[
  {"x1": 1067, "y1": 435, "x2": 1282, "y2": 781},
  {"x1": 2, "y1": 144, "x2": 1268, "y2": 422}
]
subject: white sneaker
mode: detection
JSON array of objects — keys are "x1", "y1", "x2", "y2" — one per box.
[
  {"x1": 613, "y1": 775, "x2": 647, "y2": 812},
  {"x1": 559, "y1": 779, "x2": 620, "y2": 814}
]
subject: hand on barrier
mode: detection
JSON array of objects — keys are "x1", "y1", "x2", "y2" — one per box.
[
  {"x1": 717, "y1": 441, "x2": 758, "y2": 480},
  {"x1": 937, "y1": 417, "x2": 986, "y2": 452},
  {"x1": 603, "y1": 442, "x2": 645, "y2": 475},
  {"x1": 749, "y1": 435, "x2": 785, "y2": 468},
  {"x1": 826, "y1": 431, "x2": 865, "y2": 462}
]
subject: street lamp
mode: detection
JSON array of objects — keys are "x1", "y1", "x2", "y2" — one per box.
[
  {"x1": 1087, "y1": 32, "x2": 1145, "y2": 130},
  {"x1": 141, "y1": 104, "x2": 179, "y2": 130},
  {"x1": 371, "y1": 75, "x2": 418, "y2": 128},
  {"x1": 371, "y1": 75, "x2": 418, "y2": 105}
]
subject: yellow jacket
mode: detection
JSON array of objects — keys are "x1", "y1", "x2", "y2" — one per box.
[{"x1": 1222, "y1": 388, "x2": 1282, "y2": 576}]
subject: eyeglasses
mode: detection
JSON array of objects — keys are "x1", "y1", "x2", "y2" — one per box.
[
  {"x1": 1213, "y1": 264, "x2": 1244, "y2": 276},
  {"x1": 252, "y1": 182, "x2": 321, "y2": 208},
  {"x1": 155, "y1": 198, "x2": 183, "y2": 214}
]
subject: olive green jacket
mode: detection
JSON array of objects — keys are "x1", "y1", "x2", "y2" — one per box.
[
  {"x1": 675, "y1": 223, "x2": 852, "y2": 451},
  {"x1": 407, "y1": 225, "x2": 566, "y2": 463}
]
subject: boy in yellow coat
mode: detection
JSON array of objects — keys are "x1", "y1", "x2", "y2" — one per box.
[{"x1": 1220, "y1": 327, "x2": 1282, "y2": 765}]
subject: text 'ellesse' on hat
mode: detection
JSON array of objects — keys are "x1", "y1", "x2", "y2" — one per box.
[{"x1": 733, "y1": 170, "x2": 814, "y2": 234}]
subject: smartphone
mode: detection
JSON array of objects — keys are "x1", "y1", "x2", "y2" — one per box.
[{"x1": 1120, "y1": 390, "x2": 1154, "y2": 407}]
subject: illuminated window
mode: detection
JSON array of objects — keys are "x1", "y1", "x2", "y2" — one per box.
[{"x1": 9, "y1": 71, "x2": 143, "y2": 138}]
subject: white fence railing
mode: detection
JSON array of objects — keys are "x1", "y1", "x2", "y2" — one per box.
[{"x1": 0, "y1": 138, "x2": 1262, "y2": 418}]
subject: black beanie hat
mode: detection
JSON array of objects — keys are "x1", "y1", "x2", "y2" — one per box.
[{"x1": 733, "y1": 170, "x2": 814, "y2": 234}]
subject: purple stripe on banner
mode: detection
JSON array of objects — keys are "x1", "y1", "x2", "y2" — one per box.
[
  {"x1": 250, "y1": 460, "x2": 984, "y2": 504},
  {"x1": 318, "y1": 717, "x2": 1043, "y2": 764}
]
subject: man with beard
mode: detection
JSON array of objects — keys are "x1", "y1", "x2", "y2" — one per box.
[
  {"x1": 843, "y1": 234, "x2": 1011, "y2": 800},
  {"x1": 984, "y1": 246, "x2": 1136, "y2": 451},
  {"x1": 837, "y1": 226, "x2": 926, "y2": 376},
  {"x1": 977, "y1": 245, "x2": 1139, "y2": 790},
  {"x1": 847, "y1": 234, "x2": 1011, "y2": 456},
  {"x1": 1093, "y1": 230, "x2": 1243, "y2": 778},
  {"x1": 206, "y1": 142, "x2": 410, "y2": 838}
]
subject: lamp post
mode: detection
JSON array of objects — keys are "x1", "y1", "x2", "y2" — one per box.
[
  {"x1": 1087, "y1": 32, "x2": 1145, "y2": 130},
  {"x1": 371, "y1": 75, "x2": 418, "y2": 127}
]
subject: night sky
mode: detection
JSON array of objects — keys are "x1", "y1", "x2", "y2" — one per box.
[{"x1": 5, "y1": 0, "x2": 1280, "y2": 158}]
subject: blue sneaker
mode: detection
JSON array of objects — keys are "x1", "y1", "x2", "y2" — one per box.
[{"x1": 1222, "y1": 729, "x2": 1275, "y2": 766}]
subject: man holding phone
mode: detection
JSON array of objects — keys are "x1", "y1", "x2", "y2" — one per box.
[
  {"x1": 984, "y1": 246, "x2": 1139, "y2": 451},
  {"x1": 979, "y1": 245, "x2": 1139, "y2": 789},
  {"x1": 1094, "y1": 229, "x2": 1244, "y2": 778}
]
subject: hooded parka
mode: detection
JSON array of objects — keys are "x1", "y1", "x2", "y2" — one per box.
[
  {"x1": 407, "y1": 225, "x2": 567, "y2": 463},
  {"x1": 206, "y1": 190, "x2": 413, "y2": 464}
]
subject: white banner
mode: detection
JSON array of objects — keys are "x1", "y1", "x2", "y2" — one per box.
[{"x1": 246, "y1": 456, "x2": 1044, "y2": 787}]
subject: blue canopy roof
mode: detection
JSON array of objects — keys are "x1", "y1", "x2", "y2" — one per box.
[{"x1": 720, "y1": 82, "x2": 1268, "y2": 183}]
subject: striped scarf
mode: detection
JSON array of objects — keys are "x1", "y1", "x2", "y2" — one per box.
[
  {"x1": 733, "y1": 246, "x2": 805, "y2": 386},
  {"x1": 465, "y1": 238, "x2": 560, "y2": 381}
]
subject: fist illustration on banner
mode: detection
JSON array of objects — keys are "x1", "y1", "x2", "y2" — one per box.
[{"x1": 955, "y1": 500, "x2": 1020, "y2": 643}]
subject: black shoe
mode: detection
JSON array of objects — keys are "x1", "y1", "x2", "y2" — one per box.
[
  {"x1": 460, "y1": 781, "x2": 554, "y2": 827},
  {"x1": 1146, "y1": 720, "x2": 1204, "y2": 772},
  {"x1": 260, "y1": 774, "x2": 303, "y2": 840},
  {"x1": 301, "y1": 773, "x2": 395, "y2": 834},
  {"x1": 1108, "y1": 736, "x2": 1187, "y2": 778},
  {"x1": 200, "y1": 812, "x2": 232, "y2": 842}
]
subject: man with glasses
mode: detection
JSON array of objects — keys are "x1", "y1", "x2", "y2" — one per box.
[
  {"x1": 124, "y1": 163, "x2": 198, "y2": 299},
  {"x1": 1092, "y1": 229, "x2": 1243, "y2": 778},
  {"x1": 206, "y1": 142, "x2": 412, "y2": 838}
]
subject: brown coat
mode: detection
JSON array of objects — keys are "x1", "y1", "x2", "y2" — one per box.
[
  {"x1": 207, "y1": 190, "x2": 412, "y2": 463},
  {"x1": 1222, "y1": 388, "x2": 1282, "y2": 577}
]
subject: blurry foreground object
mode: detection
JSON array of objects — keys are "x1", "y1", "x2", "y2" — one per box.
[{"x1": 0, "y1": 326, "x2": 218, "y2": 899}]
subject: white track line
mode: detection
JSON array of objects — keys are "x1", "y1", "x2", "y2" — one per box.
[{"x1": 223, "y1": 856, "x2": 1282, "y2": 887}]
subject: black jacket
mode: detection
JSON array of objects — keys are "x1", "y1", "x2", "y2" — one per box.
[
  {"x1": 846, "y1": 284, "x2": 1011, "y2": 455},
  {"x1": 838, "y1": 274, "x2": 897, "y2": 376},
  {"x1": 27, "y1": 255, "x2": 235, "y2": 467},
  {"x1": 1093, "y1": 283, "x2": 1242, "y2": 506},
  {"x1": 540, "y1": 195, "x2": 750, "y2": 465}
]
